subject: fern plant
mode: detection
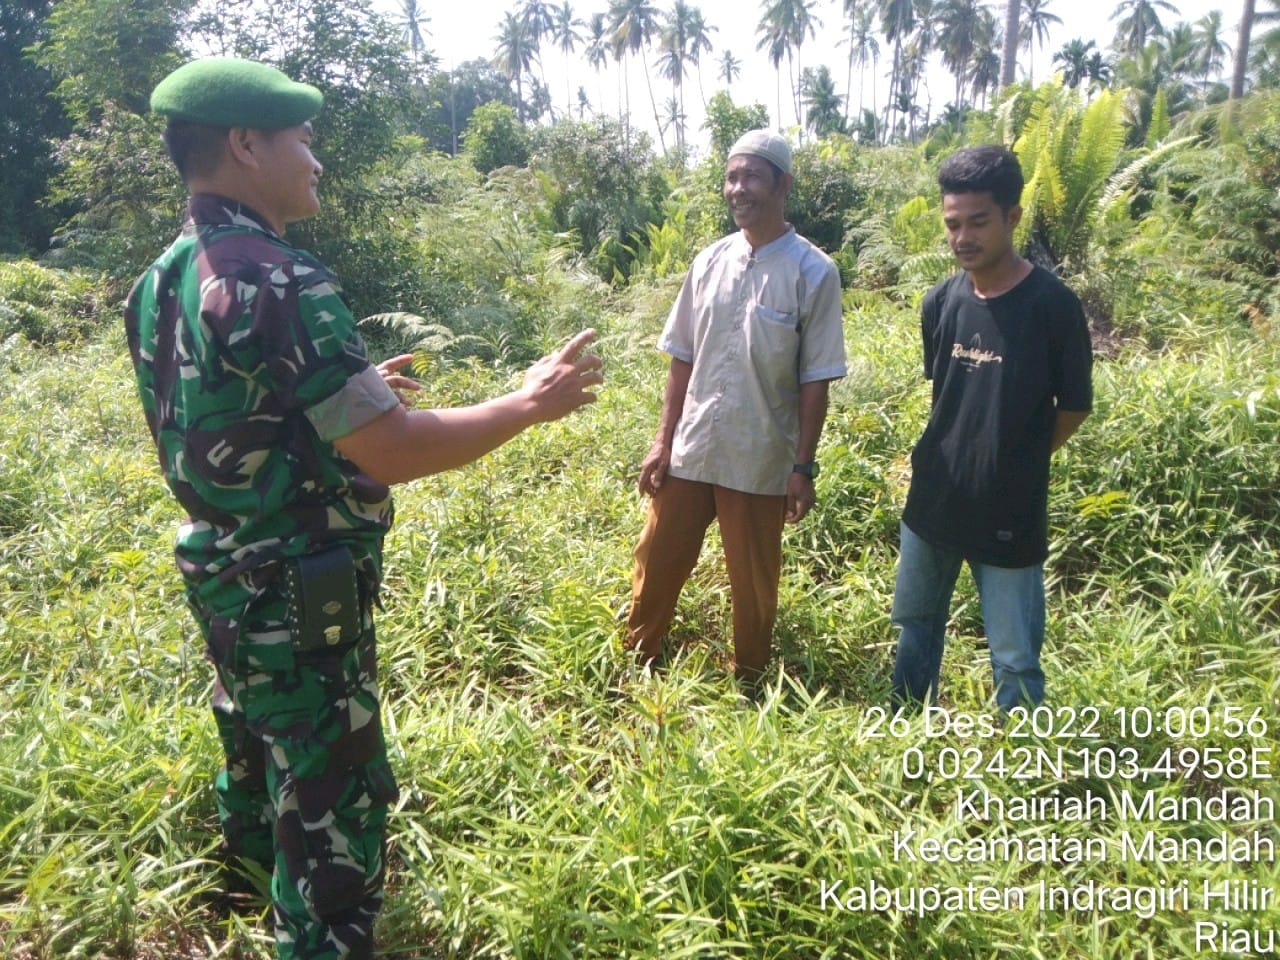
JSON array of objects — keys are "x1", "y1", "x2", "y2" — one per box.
[
  {"x1": 1014, "y1": 81, "x2": 1197, "y2": 275},
  {"x1": 1016, "y1": 84, "x2": 1131, "y2": 270}
]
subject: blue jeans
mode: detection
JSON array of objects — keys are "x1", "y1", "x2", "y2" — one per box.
[{"x1": 891, "y1": 522, "x2": 1046, "y2": 712}]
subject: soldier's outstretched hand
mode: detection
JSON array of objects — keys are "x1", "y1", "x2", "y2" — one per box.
[{"x1": 520, "y1": 329, "x2": 603, "y2": 422}]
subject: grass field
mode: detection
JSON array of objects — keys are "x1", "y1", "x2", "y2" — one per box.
[{"x1": 1, "y1": 285, "x2": 1277, "y2": 958}]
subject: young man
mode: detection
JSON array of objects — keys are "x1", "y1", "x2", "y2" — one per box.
[
  {"x1": 890, "y1": 144, "x2": 1093, "y2": 713},
  {"x1": 124, "y1": 58, "x2": 602, "y2": 959},
  {"x1": 625, "y1": 130, "x2": 847, "y2": 687}
]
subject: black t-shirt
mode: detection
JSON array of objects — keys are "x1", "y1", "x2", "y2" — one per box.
[{"x1": 902, "y1": 266, "x2": 1093, "y2": 567}]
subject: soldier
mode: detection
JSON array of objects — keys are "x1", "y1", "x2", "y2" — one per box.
[{"x1": 124, "y1": 58, "x2": 601, "y2": 959}]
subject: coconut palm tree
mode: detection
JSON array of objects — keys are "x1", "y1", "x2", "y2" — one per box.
[
  {"x1": 655, "y1": 1, "x2": 716, "y2": 149},
  {"x1": 841, "y1": 0, "x2": 859, "y2": 120},
  {"x1": 551, "y1": 3, "x2": 584, "y2": 119},
  {"x1": 685, "y1": 6, "x2": 717, "y2": 108},
  {"x1": 660, "y1": 94, "x2": 687, "y2": 144},
  {"x1": 1053, "y1": 37, "x2": 1097, "y2": 87},
  {"x1": 878, "y1": 0, "x2": 916, "y2": 141},
  {"x1": 1001, "y1": 0, "x2": 1022, "y2": 88},
  {"x1": 802, "y1": 64, "x2": 845, "y2": 135},
  {"x1": 584, "y1": 12, "x2": 612, "y2": 112},
  {"x1": 522, "y1": 0, "x2": 557, "y2": 115},
  {"x1": 656, "y1": 2, "x2": 693, "y2": 151},
  {"x1": 890, "y1": 86, "x2": 924, "y2": 140},
  {"x1": 910, "y1": 0, "x2": 942, "y2": 89},
  {"x1": 609, "y1": 0, "x2": 667, "y2": 152},
  {"x1": 937, "y1": 0, "x2": 984, "y2": 111},
  {"x1": 968, "y1": 7, "x2": 1002, "y2": 106},
  {"x1": 523, "y1": 0, "x2": 557, "y2": 46},
  {"x1": 1019, "y1": 0, "x2": 1063, "y2": 83},
  {"x1": 970, "y1": 40, "x2": 1003, "y2": 107},
  {"x1": 897, "y1": 42, "x2": 931, "y2": 136},
  {"x1": 756, "y1": 25, "x2": 789, "y2": 130},
  {"x1": 395, "y1": 0, "x2": 431, "y2": 61},
  {"x1": 756, "y1": 0, "x2": 822, "y2": 134},
  {"x1": 1160, "y1": 21, "x2": 1200, "y2": 81},
  {"x1": 1192, "y1": 10, "x2": 1230, "y2": 89},
  {"x1": 1114, "y1": 39, "x2": 1190, "y2": 139},
  {"x1": 1230, "y1": 0, "x2": 1258, "y2": 98},
  {"x1": 718, "y1": 48, "x2": 742, "y2": 86},
  {"x1": 1111, "y1": 0, "x2": 1180, "y2": 59},
  {"x1": 1085, "y1": 49, "x2": 1115, "y2": 92},
  {"x1": 842, "y1": 1, "x2": 880, "y2": 124},
  {"x1": 494, "y1": 11, "x2": 538, "y2": 123}
]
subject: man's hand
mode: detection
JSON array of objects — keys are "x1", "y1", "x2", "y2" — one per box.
[
  {"x1": 785, "y1": 471, "x2": 815, "y2": 524},
  {"x1": 637, "y1": 440, "x2": 671, "y2": 496},
  {"x1": 376, "y1": 353, "x2": 421, "y2": 407},
  {"x1": 519, "y1": 328, "x2": 604, "y2": 423},
  {"x1": 334, "y1": 329, "x2": 602, "y2": 485}
]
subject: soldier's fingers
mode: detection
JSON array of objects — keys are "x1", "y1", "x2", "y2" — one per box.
[
  {"x1": 556, "y1": 329, "x2": 597, "y2": 362},
  {"x1": 382, "y1": 375, "x2": 421, "y2": 390},
  {"x1": 377, "y1": 353, "x2": 416, "y2": 374},
  {"x1": 574, "y1": 351, "x2": 604, "y2": 374}
]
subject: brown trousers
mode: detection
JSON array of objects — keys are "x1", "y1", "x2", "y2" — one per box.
[{"x1": 626, "y1": 476, "x2": 787, "y2": 681}]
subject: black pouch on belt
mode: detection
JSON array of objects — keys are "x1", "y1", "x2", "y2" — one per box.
[{"x1": 282, "y1": 545, "x2": 361, "y2": 651}]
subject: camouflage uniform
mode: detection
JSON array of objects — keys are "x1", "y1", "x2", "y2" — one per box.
[{"x1": 125, "y1": 193, "x2": 401, "y2": 959}]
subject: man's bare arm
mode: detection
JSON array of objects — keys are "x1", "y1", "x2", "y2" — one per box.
[
  {"x1": 335, "y1": 330, "x2": 602, "y2": 485},
  {"x1": 637, "y1": 357, "x2": 693, "y2": 496},
  {"x1": 1051, "y1": 409, "x2": 1089, "y2": 453}
]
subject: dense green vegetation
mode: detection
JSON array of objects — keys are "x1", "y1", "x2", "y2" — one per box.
[
  {"x1": 2, "y1": 0, "x2": 1280, "y2": 957},
  {"x1": 1, "y1": 251, "x2": 1278, "y2": 957}
]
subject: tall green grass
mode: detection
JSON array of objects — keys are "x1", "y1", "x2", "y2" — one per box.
[{"x1": 1, "y1": 286, "x2": 1277, "y2": 958}]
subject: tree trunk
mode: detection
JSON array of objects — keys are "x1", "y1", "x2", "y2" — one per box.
[
  {"x1": 1230, "y1": 0, "x2": 1256, "y2": 100},
  {"x1": 884, "y1": 37, "x2": 901, "y2": 144},
  {"x1": 640, "y1": 49, "x2": 668, "y2": 154},
  {"x1": 844, "y1": 49, "x2": 854, "y2": 129},
  {"x1": 1000, "y1": 0, "x2": 1021, "y2": 89}
]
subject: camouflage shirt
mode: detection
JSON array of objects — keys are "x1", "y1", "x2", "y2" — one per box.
[{"x1": 124, "y1": 194, "x2": 399, "y2": 652}]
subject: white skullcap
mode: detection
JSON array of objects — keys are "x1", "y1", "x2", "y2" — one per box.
[{"x1": 728, "y1": 129, "x2": 793, "y2": 175}]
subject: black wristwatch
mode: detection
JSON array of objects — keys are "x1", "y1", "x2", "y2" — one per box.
[{"x1": 792, "y1": 461, "x2": 819, "y2": 479}]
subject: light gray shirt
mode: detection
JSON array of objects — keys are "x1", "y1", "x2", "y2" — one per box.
[{"x1": 659, "y1": 227, "x2": 847, "y2": 495}]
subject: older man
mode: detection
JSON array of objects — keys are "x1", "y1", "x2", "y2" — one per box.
[{"x1": 625, "y1": 130, "x2": 847, "y2": 687}]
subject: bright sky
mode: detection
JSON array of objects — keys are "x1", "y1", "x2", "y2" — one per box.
[{"x1": 378, "y1": 0, "x2": 1234, "y2": 157}]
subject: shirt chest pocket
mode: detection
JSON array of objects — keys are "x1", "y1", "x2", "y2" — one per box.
[
  {"x1": 747, "y1": 302, "x2": 801, "y2": 400},
  {"x1": 752, "y1": 302, "x2": 799, "y2": 331}
]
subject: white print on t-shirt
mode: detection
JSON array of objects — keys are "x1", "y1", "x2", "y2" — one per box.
[{"x1": 952, "y1": 334, "x2": 1004, "y2": 372}]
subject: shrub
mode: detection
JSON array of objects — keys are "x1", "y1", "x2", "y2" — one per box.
[
  {"x1": 0, "y1": 260, "x2": 112, "y2": 344},
  {"x1": 528, "y1": 117, "x2": 668, "y2": 283},
  {"x1": 785, "y1": 137, "x2": 866, "y2": 256},
  {"x1": 462, "y1": 102, "x2": 531, "y2": 174}
]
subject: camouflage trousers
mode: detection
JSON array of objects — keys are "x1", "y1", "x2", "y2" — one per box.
[{"x1": 210, "y1": 584, "x2": 398, "y2": 960}]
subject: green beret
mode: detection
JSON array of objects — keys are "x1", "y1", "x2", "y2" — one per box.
[{"x1": 151, "y1": 57, "x2": 322, "y2": 128}]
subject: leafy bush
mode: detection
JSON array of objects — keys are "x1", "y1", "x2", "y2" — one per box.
[
  {"x1": 40, "y1": 105, "x2": 185, "y2": 280},
  {"x1": 462, "y1": 102, "x2": 531, "y2": 174},
  {"x1": 701, "y1": 91, "x2": 770, "y2": 161},
  {"x1": 785, "y1": 137, "x2": 867, "y2": 255},
  {"x1": 0, "y1": 260, "x2": 112, "y2": 344},
  {"x1": 528, "y1": 117, "x2": 668, "y2": 283}
]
